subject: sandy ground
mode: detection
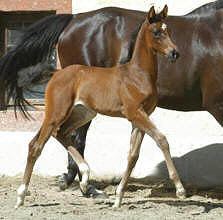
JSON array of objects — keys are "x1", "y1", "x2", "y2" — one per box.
[
  {"x1": 1, "y1": 109, "x2": 223, "y2": 219},
  {"x1": 1, "y1": 175, "x2": 223, "y2": 220}
]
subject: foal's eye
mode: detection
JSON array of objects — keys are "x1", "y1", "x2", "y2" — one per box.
[{"x1": 152, "y1": 30, "x2": 162, "y2": 37}]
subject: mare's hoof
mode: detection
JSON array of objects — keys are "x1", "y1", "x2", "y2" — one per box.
[
  {"x1": 82, "y1": 184, "x2": 108, "y2": 199},
  {"x1": 58, "y1": 173, "x2": 69, "y2": 191},
  {"x1": 176, "y1": 188, "x2": 186, "y2": 199}
]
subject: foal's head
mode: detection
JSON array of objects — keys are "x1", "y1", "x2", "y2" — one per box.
[{"x1": 145, "y1": 5, "x2": 179, "y2": 62}]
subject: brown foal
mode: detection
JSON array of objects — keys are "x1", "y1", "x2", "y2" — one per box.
[{"x1": 16, "y1": 5, "x2": 186, "y2": 209}]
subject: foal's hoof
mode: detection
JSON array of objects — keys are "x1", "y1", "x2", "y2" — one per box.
[
  {"x1": 82, "y1": 184, "x2": 108, "y2": 199},
  {"x1": 15, "y1": 202, "x2": 23, "y2": 209},
  {"x1": 58, "y1": 173, "x2": 69, "y2": 191},
  {"x1": 112, "y1": 199, "x2": 121, "y2": 209},
  {"x1": 176, "y1": 188, "x2": 186, "y2": 199},
  {"x1": 15, "y1": 197, "x2": 24, "y2": 209}
]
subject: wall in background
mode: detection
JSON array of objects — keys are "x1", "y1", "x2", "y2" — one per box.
[{"x1": 72, "y1": 0, "x2": 215, "y2": 15}]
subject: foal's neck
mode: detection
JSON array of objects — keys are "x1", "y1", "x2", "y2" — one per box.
[{"x1": 130, "y1": 23, "x2": 158, "y2": 77}]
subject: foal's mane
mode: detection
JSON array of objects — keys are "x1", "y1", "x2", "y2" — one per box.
[
  {"x1": 186, "y1": 0, "x2": 223, "y2": 16},
  {"x1": 120, "y1": 14, "x2": 164, "y2": 65},
  {"x1": 120, "y1": 21, "x2": 143, "y2": 65}
]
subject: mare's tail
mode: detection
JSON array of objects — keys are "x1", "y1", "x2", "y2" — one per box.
[{"x1": 0, "y1": 14, "x2": 73, "y2": 118}]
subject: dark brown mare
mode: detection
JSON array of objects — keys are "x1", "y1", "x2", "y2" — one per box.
[
  {"x1": 0, "y1": 0, "x2": 223, "y2": 195},
  {"x1": 15, "y1": 6, "x2": 185, "y2": 209}
]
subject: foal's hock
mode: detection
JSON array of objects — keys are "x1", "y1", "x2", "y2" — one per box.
[{"x1": 16, "y1": 5, "x2": 185, "y2": 209}]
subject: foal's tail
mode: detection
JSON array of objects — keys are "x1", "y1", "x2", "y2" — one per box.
[{"x1": 0, "y1": 14, "x2": 73, "y2": 118}]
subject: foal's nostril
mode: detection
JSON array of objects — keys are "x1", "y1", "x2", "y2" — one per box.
[
  {"x1": 174, "y1": 50, "x2": 180, "y2": 59},
  {"x1": 169, "y1": 49, "x2": 180, "y2": 60}
]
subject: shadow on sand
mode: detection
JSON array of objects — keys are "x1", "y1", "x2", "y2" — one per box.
[{"x1": 138, "y1": 143, "x2": 223, "y2": 189}]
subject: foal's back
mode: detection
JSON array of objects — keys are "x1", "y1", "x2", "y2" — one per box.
[{"x1": 46, "y1": 64, "x2": 126, "y2": 117}]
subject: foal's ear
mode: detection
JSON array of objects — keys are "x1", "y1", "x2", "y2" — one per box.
[
  {"x1": 159, "y1": 5, "x2": 168, "y2": 19},
  {"x1": 147, "y1": 6, "x2": 156, "y2": 23}
]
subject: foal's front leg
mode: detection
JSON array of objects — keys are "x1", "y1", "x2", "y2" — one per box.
[
  {"x1": 114, "y1": 126, "x2": 145, "y2": 208},
  {"x1": 131, "y1": 108, "x2": 186, "y2": 199}
]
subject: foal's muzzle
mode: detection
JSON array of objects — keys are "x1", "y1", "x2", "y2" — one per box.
[{"x1": 168, "y1": 49, "x2": 180, "y2": 63}]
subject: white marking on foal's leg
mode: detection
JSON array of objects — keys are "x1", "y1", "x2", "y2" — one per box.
[
  {"x1": 113, "y1": 183, "x2": 124, "y2": 208},
  {"x1": 74, "y1": 100, "x2": 85, "y2": 107},
  {"x1": 176, "y1": 182, "x2": 186, "y2": 199},
  {"x1": 15, "y1": 184, "x2": 28, "y2": 209},
  {"x1": 79, "y1": 163, "x2": 90, "y2": 194}
]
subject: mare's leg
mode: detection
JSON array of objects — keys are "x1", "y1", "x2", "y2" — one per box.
[
  {"x1": 15, "y1": 122, "x2": 55, "y2": 208},
  {"x1": 202, "y1": 89, "x2": 223, "y2": 127},
  {"x1": 200, "y1": 67, "x2": 223, "y2": 127},
  {"x1": 206, "y1": 105, "x2": 223, "y2": 127},
  {"x1": 131, "y1": 108, "x2": 186, "y2": 199},
  {"x1": 114, "y1": 125, "x2": 145, "y2": 208}
]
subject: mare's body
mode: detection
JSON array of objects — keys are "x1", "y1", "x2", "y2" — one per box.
[{"x1": 58, "y1": 1, "x2": 223, "y2": 187}]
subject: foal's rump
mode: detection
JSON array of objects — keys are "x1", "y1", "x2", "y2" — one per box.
[{"x1": 44, "y1": 65, "x2": 97, "y2": 135}]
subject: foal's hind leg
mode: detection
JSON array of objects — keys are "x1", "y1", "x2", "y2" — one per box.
[
  {"x1": 131, "y1": 108, "x2": 186, "y2": 199},
  {"x1": 16, "y1": 86, "x2": 75, "y2": 208},
  {"x1": 67, "y1": 144, "x2": 107, "y2": 199},
  {"x1": 55, "y1": 108, "x2": 91, "y2": 190},
  {"x1": 114, "y1": 125, "x2": 145, "y2": 208},
  {"x1": 55, "y1": 105, "x2": 106, "y2": 197},
  {"x1": 15, "y1": 122, "x2": 55, "y2": 208},
  {"x1": 65, "y1": 124, "x2": 91, "y2": 187},
  {"x1": 66, "y1": 146, "x2": 90, "y2": 195}
]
